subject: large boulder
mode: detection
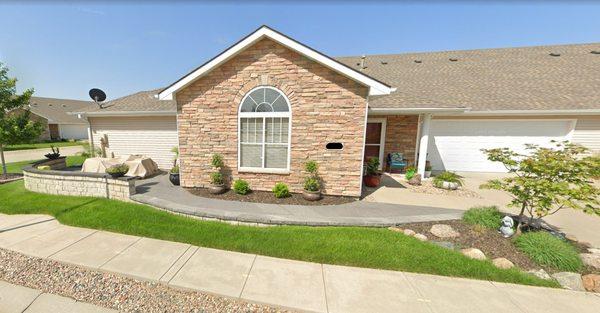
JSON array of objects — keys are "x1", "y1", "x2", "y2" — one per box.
[
  {"x1": 461, "y1": 248, "x2": 486, "y2": 260},
  {"x1": 492, "y1": 258, "x2": 514, "y2": 269},
  {"x1": 414, "y1": 233, "x2": 428, "y2": 241},
  {"x1": 587, "y1": 248, "x2": 600, "y2": 254},
  {"x1": 581, "y1": 253, "x2": 600, "y2": 270},
  {"x1": 527, "y1": 269, "x2": 552, "y2": 280},
  {"x1": 430, "y1": 224, "x2": 460, "y2": 238},
  {"x1": 408, "y1": 174, "x2": 422, "y2": 186},
  {"x1": 582, "y1": 274, "x2": 600, "y2": 293},
  {"x1": 388, "y1": 226, "x2": 403, "y2": 233},
  {"x1": 551, "y1": 272, "x2": 585, "y2": 291}
]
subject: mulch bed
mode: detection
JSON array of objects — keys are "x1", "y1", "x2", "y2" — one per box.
[
  {"x1": 186, "y1": 187, "x2": 358, "y2": 206},
  {"x1": 0, "y1": 173, "x2": 23, "y2": 184},
  {"x1": 400, "y1": 220, "x2": 542, "y2": 272}
]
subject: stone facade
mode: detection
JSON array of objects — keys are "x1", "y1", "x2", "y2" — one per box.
[
  {"x1": 23, "y1": 159, "x2": 136, "y2": 201},
  {"x1": 382, "y1": 115, "x2": 419, "y2": 168},
  {"x1": 176, "y1": 38, "x2": 368, "y2": 196}
]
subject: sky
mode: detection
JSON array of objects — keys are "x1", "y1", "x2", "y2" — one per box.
[{"x1": 1, "y1": 1, "x2": 599, "y2": 101}]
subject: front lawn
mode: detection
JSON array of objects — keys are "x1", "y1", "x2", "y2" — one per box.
[
  {"x1": 3, "y1": 155, "x2": 87, "y2": 173},
  {"x1": 4, "y1": 140, "x2": 86, "y2": 151},
  {"x1": 0, "y1": 181, "x2": 556, "y2": 288}
]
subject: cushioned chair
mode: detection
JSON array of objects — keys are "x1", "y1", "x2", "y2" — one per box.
[{"x1": 387, "y1": 152, "x2": 408, "y2": 173}]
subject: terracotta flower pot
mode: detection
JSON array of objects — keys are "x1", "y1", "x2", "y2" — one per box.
[
  {"x1": 363, "y1": 174, "x2": 381, "y2": 187},
  {"x1": 302, "y1": 190, "x2": 321, "y2": 201},
  {"x1": 209, "y1": 184, "x2": 226, "y2": 194}
]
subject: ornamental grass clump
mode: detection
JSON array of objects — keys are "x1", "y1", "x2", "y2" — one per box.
[
  {"x1": 462, "y1": 206, "x2": 504, "y2": 229},
  {"x1": 433, "y1": 171, "x2": 464, "y2": 187},
  {"x1": 514, "y1": 231, "x2": 583, "y2": 272}
]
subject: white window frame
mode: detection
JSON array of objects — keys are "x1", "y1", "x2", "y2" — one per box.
[{"x1": 238, "y1": 86, "x2": 292, "y2": 174}]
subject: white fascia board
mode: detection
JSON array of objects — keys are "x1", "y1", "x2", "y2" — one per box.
[
  {"x1": 462, "y1": 109, "x2": 600, "y2": 116},
  {"x1": 368, "y1": 107, "x2": 470, "y2": 115},
  {"x1": 74, "y1": 111, "x2": 176, "y2": 117},
  {"x1": 158, "y1": 26, "x2": 393, "y2": 100}
]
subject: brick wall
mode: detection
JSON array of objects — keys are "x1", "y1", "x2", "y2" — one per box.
[
  {"x1": 382, "y1": 115, "x2": 419, "y2": 168},
  {"x1": 176, "y1": 38, "x2": 369, "y2": 196}
]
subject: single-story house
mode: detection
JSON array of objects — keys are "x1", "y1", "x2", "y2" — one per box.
[
  {"x1": 23, "y1": 97, "x2": 91, "y2": 141},
  {"x1": 73, "y1": 26, "x2": 600, "y2": 197}
]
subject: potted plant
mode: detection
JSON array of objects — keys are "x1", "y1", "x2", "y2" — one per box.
[
  {"x1": 302, "y1": 160, "x2": 321, "y2": 201},
  {"x1": 44, "y1": 146, "x2": 61, "y2": 160},
  {"x1": 169, "y1": 165, "x2": 180, "y2": 185},
  {"x1": 363, "y1": 157, "x2": 381, "y2": 187},
  {"x1": 405, "y1": 166, "x2": 416, "y2": 180},
  {"x1": 106, "y1": 163, "x2": 129, "y2": 178},
  {"x1": 208, "y1": 154, "x2": 226, "y2": 194},
  {"x1": 424, "y1": 164, "x2": 432, "y2": 178},
  {"x1": 433, "y1": 171, "x2": 464, "y2": 190}
]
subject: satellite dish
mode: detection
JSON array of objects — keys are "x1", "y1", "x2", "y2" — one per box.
[{"x1": 89, "y1": 88, "x2": 106, "y2": 108}]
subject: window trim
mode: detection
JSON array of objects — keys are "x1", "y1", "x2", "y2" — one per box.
[{"x1": 238, "y1": 86, "x2": 292, "y2": 174}]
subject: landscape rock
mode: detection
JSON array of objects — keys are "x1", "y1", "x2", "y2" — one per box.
[
  {"x1": 388, "y1": 226, "x2": 403, "y2": 233},
  {"x1": 432, "y1": 241, "x2": 456, "y2": 250},
  {"x1": 430, "y1": 224, "x2": 460, "y2": 238},
  {"x1": 408, "y1": 174, "x2": 422, "y2": 186},
  {"x1": 461, "y1": 248, "x2": 486, "y2": 260},
  {"x1": 582, "y1": 274, "x2": 600, "y2": 293},
  {"x1": 403, "y1": 229, "x2": 416, "y2": 236},
  {"x1": 414, "y1": 233, "x2": 428, "y2": 241},
  {"x1": 551, "y1": 272, "x2": 585, "y2": 291},
  {"x1": 492, "y1": 258, "x2": 514, "y2": 269},
  {"x1": 527, "y1": 269, "x2": 552, "y2": 280},
  {"x1": 588, "y1": 248, "x2": 600, "y2": 254},
  {"x1": 580, "y1": 253, "x2": 600, "y2": 270}
]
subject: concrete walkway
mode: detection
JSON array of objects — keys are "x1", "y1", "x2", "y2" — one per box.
[
  {"x1": 0, "y1": 280, "x2": 115, "y2": 313},
  {"x1": 132, "y1": 173, "x2": 464, "y2": 226},
  {"x1": 1, "y1": 213, "x2": 599, "y2": 313},
  {"x1": 4, "y1": 145, "x2": 84, "y2": 163}
]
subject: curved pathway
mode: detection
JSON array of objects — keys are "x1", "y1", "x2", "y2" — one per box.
[{"x1": 132, "y1": 174, "x2": 464, "y2": 226}]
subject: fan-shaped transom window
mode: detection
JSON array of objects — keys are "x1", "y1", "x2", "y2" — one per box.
[{"x1": 239, "y1": 86, "x2": 291, "y2": 172}]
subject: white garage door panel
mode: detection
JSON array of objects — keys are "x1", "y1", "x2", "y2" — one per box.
[
  {"x1": 90, "y1": 116, "x2": 178, "y2": 169},
  {"x1": 59, "y1": 124, "x2": 88, "y2": 140},
  {"x1": 428, "y1": 120, "x2": 574, "y2": 172}
]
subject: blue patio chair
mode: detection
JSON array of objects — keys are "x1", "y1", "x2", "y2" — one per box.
[{"x1": 387, "y1": 152, "x2": 408, "y2": 173}]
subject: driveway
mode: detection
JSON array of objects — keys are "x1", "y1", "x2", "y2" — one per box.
[
  {"x1": 3, "y1": 146, "x2": 84, "y2": 163},
  {"x1": 365, "y1": 172, "x2": 600, "y2": 247}
]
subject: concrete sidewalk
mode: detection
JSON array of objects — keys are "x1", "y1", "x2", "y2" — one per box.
[
  {"x1": 1, "y1": 213, "x2": 599, "y2": 313},
  {"x1": 4, "y1": 145, "x2": 84, "y2": 163},
  {"x1": 0, "y1": 280, "x2": 115, "y2": 313}
]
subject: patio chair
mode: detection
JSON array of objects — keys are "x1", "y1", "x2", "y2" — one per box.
[{"x1": 387, "y1": 152, "x2": 408, "y2": 173}]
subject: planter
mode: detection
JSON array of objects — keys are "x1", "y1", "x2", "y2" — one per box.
[
  {"x1": 424, "y1": 170, "x2": 432, "y2": 178},
  {"x1": 208, "y1": 184, "x2": 226, "y2": 194},
  {"x1": 302, "y1": 190, "x2": 321, "y2": 201},
  {"x1": 169, "y1": 173, "x2": 180, "y2": 186},
  {"x1": 109, "y1": 172, "x2": 125, "y2": 179},
  {"x1": 434, "y1": 180, "x2": 459, "y2": 190},
  {"x1": 363, "y1": 174, "x2": 381, "y2": 187}
]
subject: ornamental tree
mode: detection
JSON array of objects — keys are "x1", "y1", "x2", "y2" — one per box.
[
  {"x1": 480, "y1": 141, "x2": 599, "y2": 230},
  {"x1": 0, "y1": 62, "x2": 42, "y2": 175}
]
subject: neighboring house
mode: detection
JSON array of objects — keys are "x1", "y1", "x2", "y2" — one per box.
[
  {"x1": 24, "y1": 97, "x2": 91, "y2": 141},
  {"x1": 74, "y1": 26, "x2": 600, "y2": 197}
]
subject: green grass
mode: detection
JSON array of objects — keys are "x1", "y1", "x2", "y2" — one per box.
[
  {"x1": 0, "y1": 181, "x2": 557, "y2": 288},
  {"x1": 514, "y1": 231, "x2": 583, "y2": 272},
  {"x1": 462, "y1": 206, "x2": 504, "y2": 229},
  {"x1": 4, "y1": 140, "x2": 86, "y2": 151},
  {"x1": 3, "y1": 156, "x2": 87, "y2": 174}
]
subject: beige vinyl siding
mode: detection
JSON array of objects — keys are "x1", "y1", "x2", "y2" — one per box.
[
  {"x1": 573, "y1": 118, "x2": 600, "y2": 154},
  {"x1": 89, "y1": 116, "x2": 178, "y2": 168}
]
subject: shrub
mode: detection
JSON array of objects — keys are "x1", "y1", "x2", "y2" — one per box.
[
  {"x1": 514, "y1": 231, "x2": 583, "y2": 272},
  {"x1": 170, "y1": 165, "x2": 179, "y2": 174},
  {"x1": 106, "y1": 164, "x2": 129, "y2": 176},
  {"x1": 211, "y1": 154, "x2": 224, "y2": 169},
  {"x1": 210, "y1": 172, "x2": 223, "y2": 185},
  {"x1": 433, "y1": 171, "x2": 464, "y2": 186},
  {"x1": 272, "y1": 183, "x2": 290, "y2": 198},
  {"x1": 405, "y1": 166, "x2": 416, "y2": 180},
  {"x1": 233, "y1": 179, "x2": 250, "y2": 195},
  {"x1": 365, "y1": 157, "x2": 380, "y2": 176},
  {"x1": 462, "y1": 206, "x2": 503, "y2": 229},
  {"x1": 37, "y1": 165, "x2": 51, "y2": 170},
  {"x1": 304, "y1": 177, "x2": 320, "y2": 192},
  {"x1": 305, "y1": 160, "x2": 318, "y2": 174}
]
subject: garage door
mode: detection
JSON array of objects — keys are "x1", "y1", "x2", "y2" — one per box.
[
  {"x1": 427, "y1": 119, "x2": 575, "y2": 172},
  {"x1": 59, "y1": 124, "x2": 88, "y2": 140}
]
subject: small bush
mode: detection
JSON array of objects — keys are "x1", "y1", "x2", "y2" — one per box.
[
  {"x1": 272, "y1": 183, "x2": 290, "y2": 198},
  {"x1": 106, "y1": 164, "x2": 129, "y2": 176},
  {"x1": 305, "y1": 160, "x2": 318, "y2": 174},
  {"x1": 463, "y1": 206, "x2": 504, "y2": 229},
  {"x1": 170, "y1": 165, "x2": 179, "y2": 174},
  {"x1": 514, "y1": 231, "x2": 583, "y2": 272},
  {"x1": 233, "y1": 179, "x2": 250, "y2": 195},
  {"x1": 433, "y1": 171, "x2": 464, "y2": 186},
  {"x1": 304, "y1": 177, "x2": 320, "y2": 192},
  {"x1": 210, "y1": 172, "x2": 223, "y2": 185},
  {"x1": 405, "y1": 166, "x2": 416, "y2": 180},
  {"x1": 211, "y1": 154, "x2": 224, "y2": 169}
]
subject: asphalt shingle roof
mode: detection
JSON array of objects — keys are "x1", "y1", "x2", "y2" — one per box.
[
  {"x1": 75, "y1": 89, "x2": 176, "y2": 113},
  {"x1": 28, "y1": 97, "x2": 91, "y2": 124}
]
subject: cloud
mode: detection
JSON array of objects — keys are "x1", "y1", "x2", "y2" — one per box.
[{"x1": 77, "y1": 7, "x2": 106, "y2": 16}]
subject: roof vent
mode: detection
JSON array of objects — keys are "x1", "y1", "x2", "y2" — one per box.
[
  {"x1": 591, "y1": 50, "x2": 600, "y2": 54},
  {"x1": 62, "y1": 104, "x2": 67, "y2": 107},
  {"x1": 48, "y1": 104, "x2": 52, "y2": 106},
  {"x1": 449, "y1": 58, "x2": 458, "y2": 62},
  {"x1": 414, "y1": 60, "x2": 422, "y2": 64},
  {"x1": 549, "y1": 53, "x2": 561, "y2": 57},
  {"x1": 380, "y1": 61, "x2": 388, "y2": 65}
]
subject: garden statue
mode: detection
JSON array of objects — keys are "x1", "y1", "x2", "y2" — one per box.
[{"x1": 499, "y1": 216, "x2": 515, "y2": 238}]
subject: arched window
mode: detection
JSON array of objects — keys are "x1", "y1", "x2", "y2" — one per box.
[{"x1": 238, "y1": 86, "x2": 291, "y2": 172}]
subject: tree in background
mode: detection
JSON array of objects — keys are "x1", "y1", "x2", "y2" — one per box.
[
  {"x1": 0, "y1": 62, "x2": 42, "y2": 176},
  {"x1": 481, "y1": 141, "x2": 600, "y2": 232}
]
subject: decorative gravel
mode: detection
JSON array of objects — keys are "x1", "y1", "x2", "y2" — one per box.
[
  {"x1": 0, "y1": 248, "x2": 293, "y2": 313},
  {"x1": 387, "y1": 174, "x2": 481, "y2": 198}
]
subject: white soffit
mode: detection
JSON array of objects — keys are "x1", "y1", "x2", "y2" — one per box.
[{"x1": 158, "y1": 26, "x2": 393, "y2": 100}]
